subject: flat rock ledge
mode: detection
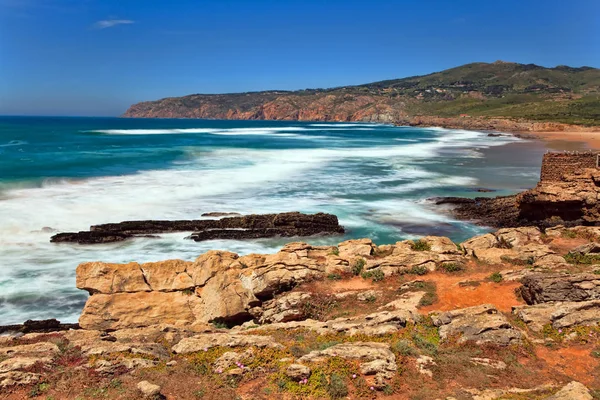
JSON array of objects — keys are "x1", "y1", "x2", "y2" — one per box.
[{"x1": 50, "y1": 212, "x2": 344, "y2": 244}]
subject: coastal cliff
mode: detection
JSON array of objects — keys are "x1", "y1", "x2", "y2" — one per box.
[
  {"x1": 3, "y1": 226, "x2": 600, "y2": 398},
  {"x1": 124, "y1": 61, "x2": 600, "y2": 129}
]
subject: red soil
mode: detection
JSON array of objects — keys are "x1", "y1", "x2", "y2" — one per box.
[{"x1": 419, "y1": 272, "x2": 524, "y2": 313}]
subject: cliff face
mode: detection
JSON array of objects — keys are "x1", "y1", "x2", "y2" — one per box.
[
  {"x1": 124, "y1": 93, "x2": 405, "y2": 123},
  {"x1": 123, "y1": 61, "x2": 600, "y2": 127}
]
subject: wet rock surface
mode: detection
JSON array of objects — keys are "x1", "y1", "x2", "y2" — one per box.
[{"x1": 50, "y1": 212, "x2": 345, "y2": 244}]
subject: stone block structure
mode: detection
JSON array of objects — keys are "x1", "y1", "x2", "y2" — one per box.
[{"x1": 540, "y1": 152, "x2": 600, "y2": 182}]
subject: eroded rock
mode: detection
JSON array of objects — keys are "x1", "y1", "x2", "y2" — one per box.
[{"x1": 430, "y1": 304, "x2": 522, "y2": 346}]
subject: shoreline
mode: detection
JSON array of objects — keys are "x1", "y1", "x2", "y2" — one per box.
[{"x1": 395, "y1": 115, "x2": 600, "y2": 150}]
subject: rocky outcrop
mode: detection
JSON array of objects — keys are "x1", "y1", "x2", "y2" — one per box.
[
  {"x1": 513, "y1": 300, "x2": 600, "y2": 331},
  {"x1": 51, "y1": 212, "x2": 344, "y2": 244},
  {"x1": 430, "y1": 304, "x2": 523, "y2": 346},
  {"x1": 545, "y1": 381, "x2": 593, "y2": 400},
  {"x1": 460, "y1": 227, "x2": 565, "y2": 266},
  {"x1": 438, "y1": 157, "x2": 600, "y2": 229},
  {"x1": 519, "y1": 273, "x2": 600, "y2": 304},
  {"x1": 298, "y1": 342, "x2": 397, "y2": 380},
  {"x1": 0, "y1": 319, "x2": 79, "y2": 335},
  {"x1": 76, "y1": 234, "x2": 468, "y2": 330}
]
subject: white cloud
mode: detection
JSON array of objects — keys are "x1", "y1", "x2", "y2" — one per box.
[{"x1": 92, "y1": 19, "x2": 135, "y2": 29}]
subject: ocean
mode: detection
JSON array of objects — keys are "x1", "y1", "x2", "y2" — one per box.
[{"x1": 0, "y1": 116, "x2": 548, "y2": 325}]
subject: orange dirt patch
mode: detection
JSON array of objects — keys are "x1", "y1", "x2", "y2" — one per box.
[
  {"x1": 535, "y1": 345, "x2": 599, "y2": 386},
  {"x1": 419, "y1": 272, "x2": 524, "y2": 313},
  {"x1": 329, "y1": 276, "x2": 375, "y2": 292},
  {"x1": 548, "y1": 237, "x2": 589, "y2": 255}
]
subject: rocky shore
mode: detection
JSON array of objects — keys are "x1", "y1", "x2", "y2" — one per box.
[
  {"x1": 3, "y1": 224, "x2": 600, "y2": 399},
  {"x1": 50, "y1": 212, "x2": 344, "y2": 244},
  {"x1": 435, "y1": 152, "x2": 600, "y2": 228}
]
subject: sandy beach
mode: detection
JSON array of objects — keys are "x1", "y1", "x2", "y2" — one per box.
[{"x1": 531, "y1": 130, "x2": 600, "y2": 150}]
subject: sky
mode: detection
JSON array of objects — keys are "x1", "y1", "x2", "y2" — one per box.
[{"x1": 1, "y1": 0, "x2": 599, "y2": 116}]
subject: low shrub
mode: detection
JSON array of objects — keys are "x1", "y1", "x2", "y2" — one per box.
[
  {"x1": 409, "y1": 265, "x2": 429, "y2": 276},
  {"x1": 565, "y1": 252, "x2": 600, "y2": 265},
  {"x1": 489, "y1": 272, "x2": 503, "y2": 283},
  {"x1": 361, "y1": 269, "x2": 385, "y2": 282},
  {"x1": 440, "y1": 263, "x2": 464, "y2": 273},
  {"x1": 351, "y1": 258, "x2": 365, "y2": 276},
  {"x1": 327, "y1": 273, "x2": 342, "y2": 280},
  {"x1": 327, "y1": 373, "x2": 348, "y2": 399},
  {"x1": 411, "y1": 240, "x2": 431, "y2": 252}
]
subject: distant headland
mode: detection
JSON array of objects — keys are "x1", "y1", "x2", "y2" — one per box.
[{"x1": 123, "y1": 61, "x2": 600, "y2": 133}]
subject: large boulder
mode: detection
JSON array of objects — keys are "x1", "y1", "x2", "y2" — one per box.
[
  {"x1": 79, "y1": 292, "x2": 203, "y2": 331},
  {"x1": 519, "y1": 273, "x2": 600, "y2": 304},
  {"x1": 430, "y1": 304, "x2": 522, "y2": 346},
  {"x1": 545, "y1": 381, "x2": 593, "y2": 400},
  {"x1": 513, "y1": 300, "x2": 600, "y2": 331}
]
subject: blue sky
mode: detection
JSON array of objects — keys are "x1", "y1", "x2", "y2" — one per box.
[{"x1": 1, "y1": 0, "x2": 599, "y2": 116}]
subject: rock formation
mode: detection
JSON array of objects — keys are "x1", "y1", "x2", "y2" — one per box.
[
  {"x1": 438, "y1": 152, "x2": 600, "y2": 228},
  {"x1": 3, "y1": 225, "x2": 600, "y2": 398},
  {"x1": 50, "y1": 212, "x2": 344, "y2": 244}
]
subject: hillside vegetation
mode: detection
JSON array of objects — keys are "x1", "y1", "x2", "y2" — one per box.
[{"x1": 124, "y1": 61, "x2": 600, "y2": 126}]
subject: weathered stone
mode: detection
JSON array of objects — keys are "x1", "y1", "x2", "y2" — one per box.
[
  {"x1": 298, "y1": 342, "x2": 397, "y2": 379},
  {"x1": 286, "y1": 364, "x2": 311, "y2": 380},
  {"x1": 338, "y1": 239, "x2": 374, "y2": 259},
  {"x1": 172, "y1": 333, "x2": 282, "y2": 354},
  {"x1": 0, "y1": 342, "x2": 59, "y2": 357},
  {"x1": 0, "y1": 357, "x2": 52, "y2": 373},
  {"x1": 469, "y1": 357, "x2": 507, "y2": 370},
  {"x1": 513, "y1": 300, "x2": 600, "y2": 331},
  {"x1": 519, "y1": 273, "x2": 600, "y2": 304},
  {"x1": 356, "y1": 290, "x2": 381, "y2": 302},
  {"x1": 430, "y1": 304, "x2": 522, "y2": 346},
  {"x1": 140, "y1": 259, "x2": 194, "y2": 291},
  {"x1": 0, "y1": 371, "x2": 41, "y2": 388},
  {"x1": 545, "y1": 381, "x2": 593, "y2": 400},
  {"x1": 421, "y1": 236, "x2": 461, "y2": 254},
  {"x1": 496, "y1": 227, "x2": 543, "y2": 248},
  {"x1": 473, "y1": 248, "x2": 517, "y2": 264},
  {"x1": 76, "y1": 262, "x2": 150, "y2": 294},
  {"x1": 251, "y1": 292, "x2": 311, "y2": 324},
  {"x1": 137, "y1": 380, "x2": 161, "y2": 398},
  {"x1": 461, "y1": 233, "x2": 498, "y2": 256},
  {"x1": 415, "y1": 355, "x2": 436, "y2": 377},
  {"x1": 214, "y1": 349, "x2": 254, "y2": 372},
  {"x1": 79, "y1": 291, "x2": 203, "y2": 330}
]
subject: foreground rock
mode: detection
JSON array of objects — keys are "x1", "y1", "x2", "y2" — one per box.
[
  {"x1": 513, "y1": 300, "x2": 600, "y2": 331},
  {"x1": 76, "y1": 234, "x2": 463, "y2": 330},
  {"x1": 430, "y1": 304, "x2": 522, "y2": 346},
  {"x1": 519, "y1": 273, "x2": 600, "y2": 304},
  {"x1": 51, "y1": 212, "x2": 344, "y2": 244}
]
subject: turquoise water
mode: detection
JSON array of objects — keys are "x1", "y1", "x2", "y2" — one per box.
[{"x1": 0, "y1": 117, "x2": 546, "y2": 324}]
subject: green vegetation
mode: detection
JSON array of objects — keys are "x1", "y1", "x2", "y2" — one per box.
[
  {"x1": 564, "y1": 252, "x2": 600, "y2": 265},
  {"x1": 408, "y1": 265, "x2": 429, "y2": 276},
  {"x1": 410, "y1": 240, "x2": 431, "y2": 252},
  {"x1": 327, "y1": 373, "x2": 348, "y2": 399},
  {"x1": 361, "y1": 269, "x2": 385, "y2": 282},
  {"x1": 439, "y1": 263, "x2": 464, "y2": 273},
  {"x1": 327, "y1": 273, "x2": 342, "y2": 281},
  {"x1": 351, "y1": 258, "x2": 365, "y2": 276},
  {"x1": 489, "y1": 272, "x2": 504, "y2": 283}
]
